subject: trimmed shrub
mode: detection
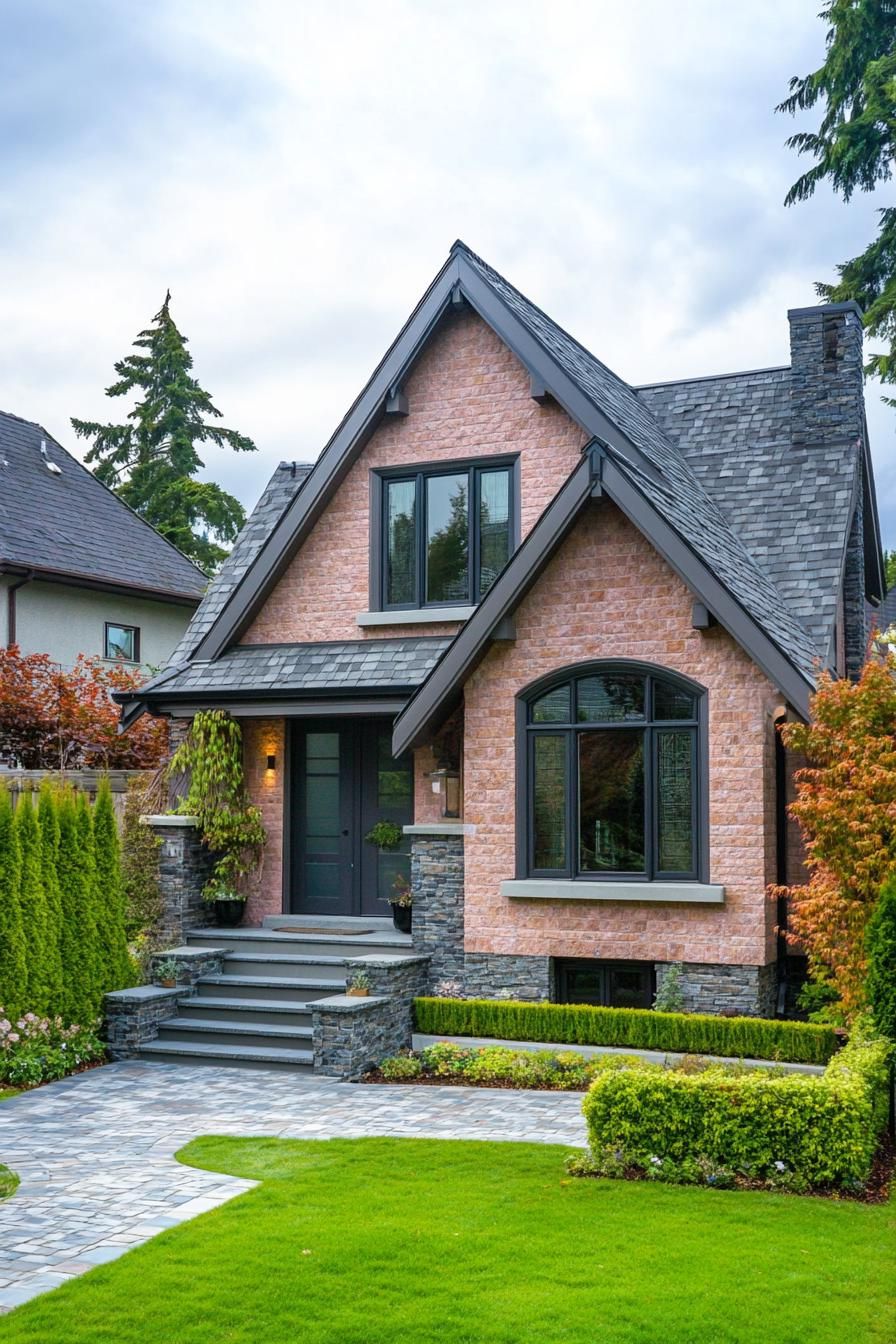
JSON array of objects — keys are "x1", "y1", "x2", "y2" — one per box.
[
  {"x1": 581, "y1": 1032, "x2": 891, "y2": 1189},
  {"x1": 93, "y1": 778, "x2": 131, "y2": 992},
  {"x1": 0, "y1": 784, "x2": 26, "y2": 1020},
  {"x1": 414, "y1": 997, "x2": 838, "y2": 1066},
  {"x1": 37, "y1": 782, "x2": 64, "y2": 1010},
  {"x1": 867, "y1": 876, "x2": 896, "y2": 1042},
  {"x1": 15, "y1": 794, "x2": 49, "y2": 1015},
  {"x1": 75, "y1": 791, "x2": 102, "y2": 1017},
  {"x1": 57, "y1": 791, "x2": 92, "y2": 1024}
]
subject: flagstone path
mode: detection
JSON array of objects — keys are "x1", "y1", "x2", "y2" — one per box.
[{"x1": 0, "y1": 1060, "x2": 586, "y2": 1313}]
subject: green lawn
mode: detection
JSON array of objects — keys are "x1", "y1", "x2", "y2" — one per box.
[
  {"x1": 0, "y1": 1137, "x2": 893, "y2": 1344},
  {"x1": 0, "y1": 1090, "x2": 19, "y2": 1102}
]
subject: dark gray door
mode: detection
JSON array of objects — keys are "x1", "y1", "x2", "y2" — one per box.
[{"x1": 290, "y1": 720, "x2": 413, "y2": 917}]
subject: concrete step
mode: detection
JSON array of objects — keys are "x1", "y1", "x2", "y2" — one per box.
[
  {"x1": 262, "y1": 914, "x2": 397, "y2": 934},
  {"x1": 176, "y1": 996, "x2": 314, "y2": 1028},
  {"x1": 186, "y1": 927, "x2": 416, "y2": 960},
  {"x1": 219, "y1": 952, "x2": 350, "y2": 981},
  {"x1": 195, "y1": 973, "x2": 338, "y2": 1004},
  {"x1": 157, "y1": 1017, "x2": 313, "y2": 1052},
  {"x1": 137, "y1": 1039, "x2": 315, "y2": 1072}
]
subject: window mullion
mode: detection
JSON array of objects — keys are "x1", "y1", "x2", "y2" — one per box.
[
  {"x1": 470, "y1": 467, "x2": 478, "y2": 604},
  {"x1": 416, "y1": 473, "x2": 425, "y2": 607},
  {"x1": 569, "y1": 728, "x2": 576, "y2": 878}
]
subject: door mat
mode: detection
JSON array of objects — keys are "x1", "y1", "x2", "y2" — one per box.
[{"x1": 273, "y1": 926, "x2": 377, "y2": 936}]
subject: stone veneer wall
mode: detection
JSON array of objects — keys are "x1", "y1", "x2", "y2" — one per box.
[
  {"x1": 411, "y1": 834, "x2": 465, "y2": 986},
  {"x1": 314, "y1": 954, "x2": 430, "y2": 1079},
  {"x1": 146, "y1": 818, "x2": 214, "y2": 946},
  {"x1": 655, "y1": 961, "x2": 778, "y2": 1019},
  {"x1": 105, "y1": 986, "x2": 180, "y2": 1060}
]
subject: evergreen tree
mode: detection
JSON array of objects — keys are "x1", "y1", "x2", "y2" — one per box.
[
  {"x1": 15, "y1": 794, "x2": 48, "y2": 1015},
  {"x1": 71, "y1": 292, "x2": 256, "y2": 573},
  {"x1": 92, "y1": 779, "x2": 131, "y2": 992},
  {"x1": 75, "y1": 791, "x2": 102, "y2": 1021},
  {"x1": 779, "y1": 4, "x2": 896, "y2": 400},
  {"x1": 867, "y1": 876, "x2": 896, "y2": 1041},
  {"x1": 37, "y1": 782, "x2": 64, "y2": 1012},
  {"x1": 0, "y1": 784, "x2": 26, "y2": 1020},
  {"x1": 57, "y1": 791, "x2": 92, "y2": 1024}
]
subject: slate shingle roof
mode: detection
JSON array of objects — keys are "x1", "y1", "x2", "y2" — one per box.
[
  {"x1": 636, "y1": 369, "x2": 860, "y2": 658},
  {"x1": 142, "y1": 637, "x2": 452, "y2": 698},
  {"x1": 169, "y1": 460, "x2": 312, "y2": 662},
  {"x1": 0, "y1": 410, "x2": 207, "y2": 600}
]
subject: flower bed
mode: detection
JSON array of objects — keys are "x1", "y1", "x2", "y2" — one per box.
[
  {"x1": 414, "y1": 997, "x2": 838, "y2": 1065},
  {"x1": 368, "y1": 1042, "x2": 624, "y2": 1090},
  {"x1": 0, "y1": 1011, "x2": 106, "y2": 1088},
  {"x1": 578, "y1": 1031, "x2": 892, "y2": 1194}
]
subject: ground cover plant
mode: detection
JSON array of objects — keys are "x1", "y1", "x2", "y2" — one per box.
[
  {"x1": 1, "y1": 1136, "x2": 894, "y2": 1344},
  {"x1": 371, "y1": 1042, "x2": 628, "y2": 1089},
  {"x1": 414, "y1": 997, "x2": 837, "y2": 1065},
  {"x1": 0, "y1": 1164, "x2": 17, "y2": 1200}
]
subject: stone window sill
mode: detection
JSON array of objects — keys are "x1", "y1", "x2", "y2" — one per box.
[
  {"x1": 500, "y1": 879, "x2": 724, "y2": 905},
  {"x1": 403, "y1": 823, "x2": 475, "y2": 837},
  {"x1": 140, "y1": 814, "x2": 200, "y2": 827},
  {"x1": 356, "y1": 607, "x2": 475, "y2": 627}
]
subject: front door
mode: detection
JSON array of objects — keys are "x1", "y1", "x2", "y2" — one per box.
[{"x1": 289, "y1": 719, "x2": 414, "y2": 917}]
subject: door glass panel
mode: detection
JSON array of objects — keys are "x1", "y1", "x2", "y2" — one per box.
[
  {"x1": 530, "y1": 685, "x2": 571, "y2": 723},
  {"x1": 478, "y1": 468, "x2": 511, "y2": 597},
  {"x1": 656, "y1": 729, "x2": 694, "y2": 873},
  {"x1": 577, "y1": 674, "x2": 645, "y2": 723},
  {"x1": 377, "y1": 729, "x2": 412, "y2": 808},
  {"x1": 425, "y1": 473, "x2": 469, "y2": 602},
  {"x1": 532, "y1": 734, "x2": 567, "y2": 869},
  {"x1": 653, "y1": 680, "x2": 696, "y2": 721},
  {"x1": 302, "y1": 731, "x2": 343, "y2": 907},
  {"x1": 386, "y1": 479, "x2": 417, "y2": 605},
  {"x1": 578, "y1": 730, "x2": 645, "y2": 872}
]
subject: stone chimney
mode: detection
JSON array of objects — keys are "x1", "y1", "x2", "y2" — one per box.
[{"x1": 788, "y1": 300, "x2": 866, "y2": 676}]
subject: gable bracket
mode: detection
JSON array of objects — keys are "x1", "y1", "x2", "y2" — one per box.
[{"x1": 385, "y1": 385, "x2": 409, "y2": 417}]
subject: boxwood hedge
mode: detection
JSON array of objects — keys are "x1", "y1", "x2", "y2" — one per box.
[
  {"x1": 582, "y1": 1033, "x2": 891, "y2": 1187},
  {"x1": 413, "y1": 997, "x2": 838, "y2": 1066}
]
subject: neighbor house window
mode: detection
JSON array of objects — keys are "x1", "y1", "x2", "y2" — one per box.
[
  {"x1": 378, "y1": 458, "x2": 516, "y2": 609},
  {"x1": 521, "y1": 664, "x2": 703, "y2": 880},
  {"x1": 104, "y1": 623, "x2": 140, "y2": 662}
]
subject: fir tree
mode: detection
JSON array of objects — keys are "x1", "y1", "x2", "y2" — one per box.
[
  {"x1": 779, "y1": 4, "x2": 896, "y2": 402},
  {"x1": 37, "y1": 781, "x2": 64, "y2": 1012},
  {"x1": 71, "y1": 292, "x2": 256, "y2": 573},
  {"x1": 93, "y1": 779, "x2": 131, "y2": 992},
  {"x1": 0, "y1": 784, "x2": 26, "y2": 1020},
  {"x1": 15, "y1": 794, "x2": 48, "y2": 1015},
  {"x1": 867, "y1": 876, "x2": 896, "y2": 1041}
]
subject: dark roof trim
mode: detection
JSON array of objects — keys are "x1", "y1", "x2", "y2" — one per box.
[
  {"x1": 165, "y1": 698, "x2": 408, "y2": 719},
  {"x1": 0, "y1": 561, "x2": 202, "y2": 606},
  {"x1": 192, "y1": 245, "x2": 665, "y2": 663},
  {"x1": 392, "y1": 446, "x2": 815, "y2": 755},
  {"x1": 860, "y1": 408, "x2": 885, "y2": 602}
]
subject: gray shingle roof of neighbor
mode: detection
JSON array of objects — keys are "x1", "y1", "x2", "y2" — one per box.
[
  {"x1": 139, "y1": 636, "x2": 453, "y2": 699},
  {"x1": 637, "y1": 369, "x2": 861, "y2": 659},
  {"x1": 458, "y1": 246, "x2": 820, "y2": 681},
  {"x1": 168, "y1": 460, "x2": 313, "y2": 662},
  {"x1": 0, "y1": 410, "x2": 207, "y2": 601}
]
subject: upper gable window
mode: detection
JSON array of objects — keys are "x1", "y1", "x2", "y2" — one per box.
[
  {"x1": 105, "y1": 622, "x2": 140, "y2": 662},
  {"x1": 377, "y1": 458, "x2": 517, "y2": 610}
]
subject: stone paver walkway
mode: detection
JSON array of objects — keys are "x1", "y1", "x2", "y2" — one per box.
[{"x1": 0, "y1": 1061, "x2": 586, "y2": 1313}]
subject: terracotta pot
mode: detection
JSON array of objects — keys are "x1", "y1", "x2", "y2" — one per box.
[
  {"x1": 160, "y1": 978, "x2": 177, "y2": 989},
  {"x1": 347, "y1": 987, "x2": 370, "y2": 998}
]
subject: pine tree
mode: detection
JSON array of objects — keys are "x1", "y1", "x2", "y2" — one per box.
[
  {"x1": 15, "y1": 794, "x2": 48, "y2": 1015},
  {"x1": 867, "y1": 876, "x2": 896, "y2": 1042},
  {"x1": 71, "y1": 292, "x2": 256, "y2": 572},
  {"x1": 92, "y1": 779, "x2": 131, "y2": 992},
  {"x1": 37, "y1": 782, "x2": 64, "y2": 1012},
  {"x1": 0, "y1": 784, "x2": 26, "y2": 1020}
]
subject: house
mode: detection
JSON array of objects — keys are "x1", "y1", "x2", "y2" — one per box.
[
  {"x1": 121, "y1": 241, "x2": 885, "y2": 1022},
  {"x1": 0, "y1": 410, "x2": 207, "y2": 669}
]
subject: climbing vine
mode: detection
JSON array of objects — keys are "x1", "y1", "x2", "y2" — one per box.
[{"x1": 168, "y1": 710, "x2": 266, "y2": 899}]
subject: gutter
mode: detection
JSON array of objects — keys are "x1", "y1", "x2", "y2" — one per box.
[{"x1": 5, "y1": 570, "x2": 34, "y2": 647}]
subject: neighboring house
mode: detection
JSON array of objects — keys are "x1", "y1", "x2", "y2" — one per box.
[
  {"x1": 0, "y1": 410, "x2": 207, "y2": 669},
  {"x1": 121, "y1": 241, "x2": 885, "y2": 1019}
]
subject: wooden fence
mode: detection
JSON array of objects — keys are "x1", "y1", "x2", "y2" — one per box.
[{"x1": 0, "y1": 769, "x2": 145, "y2": 826}]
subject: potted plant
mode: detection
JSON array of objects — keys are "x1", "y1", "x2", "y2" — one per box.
[
  {"x1": 385, "y1": 874, "x2": 413, "y2": 934},
  {"x1": 347, "y1": 970, "x2": 371, "y2": 998},
  {"x1": 167, "y1": 710, "x2": 267, "y2": 928},
  {"x1": 364, "y1": 819, "x2": 404, "y2": 851},
  {"x1": 155, "y1": 957, "x2": 181, "y2": 989}
]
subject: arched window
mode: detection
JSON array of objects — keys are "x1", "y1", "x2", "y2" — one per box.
[{"x1": 520, "y1": 664, "x2": 704, "y2": 881}]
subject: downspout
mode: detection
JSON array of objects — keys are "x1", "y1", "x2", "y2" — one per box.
[
  {"x1": 5, "y1": 571, "x2": 34, "y2": 648},
  {"x1": 774, "y1": 715, "x2": 789, "y2": 1016}
]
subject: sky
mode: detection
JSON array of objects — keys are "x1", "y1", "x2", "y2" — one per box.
[{"x1": 3, "y1": 1, "x2": 895, "y2": 543}]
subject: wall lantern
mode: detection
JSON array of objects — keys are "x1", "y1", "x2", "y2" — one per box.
[
  {"x1": 266, "y1": 753, "x2": 277, "y2": 772},
  {"x1": 427, "y1": 757, "x2": 460, "y2": 819}
]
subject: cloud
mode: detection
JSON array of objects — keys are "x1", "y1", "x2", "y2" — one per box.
[{"x1": 3, "y1": 0, "x2": 895, "y2": 539}]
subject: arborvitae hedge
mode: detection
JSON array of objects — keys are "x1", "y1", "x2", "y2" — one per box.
[
  {"x1": 37, "y1": 781, "x2": 64, "y2": 1010},
  {"x1": 413, "y1": 997, "x2": 839, "y2": 1067},
  {"x1": 15, "y1": 795, "x2": 49, "y2": 1016},
  {"x1": 0, "y1": 785, "x2": 26, "y2": 1020},
  {"x1": 75, "y1": 791, "x2": 102, "y2": 1020},
  {"x1": 57, "y1": 790, "x2": 87, "y2": 1024},
  {"x1": 867, "y1": 876, "x2": 896, "y2": 1042},
  {"x1": 93, "y1": 779, "x2": 131, "y2": 992}
]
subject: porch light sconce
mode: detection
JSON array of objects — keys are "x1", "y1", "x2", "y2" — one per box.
[
  {"x1": 428, "y1": 758, "x2": 460, "y2": 819},
  {"x1": 266, "y1": 753, "x2": 277, "y2": 772}
]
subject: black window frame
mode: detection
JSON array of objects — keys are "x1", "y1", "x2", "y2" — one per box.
[
  {"x1": 516, "y1": 661, "x2": 708, "y2": 883},
  {"x1": 370, "y1": 455, "x2": 520, "y2": 612},
  {"x1": 554, "y1": 958, "x2": 656, "y2": 1009},
  {"x1": 104, "y1": 621, "x2": 140, "y2": 663}
]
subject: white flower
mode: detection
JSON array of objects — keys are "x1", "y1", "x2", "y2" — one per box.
[
  {"x1": 774, "y1": 1161, "x2": 787, "y2": 1173},
  {"x1": 650, "y1": 1156, "x2": 663, "y2": 1167}
]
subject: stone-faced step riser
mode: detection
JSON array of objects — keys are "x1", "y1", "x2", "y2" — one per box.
[
  {"x1": 136, "y1": 1047, "x2": 315, "y2": 1074},
  {"x1": 221, "y1": 954, "x2": 348, "y2": 981},
  {"x1": 195, "y1": 976, "x2": 336, "y2": 1004},
  {"x1": 186, "y1": 933, "x2": 417, "y2": 960},
  {"x1": 157, "y1": 1024, "x2": 313, "y2": 1052},
  {"x1": 176, "y1": 1001, "x2": 313, "y2": 1028}
]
